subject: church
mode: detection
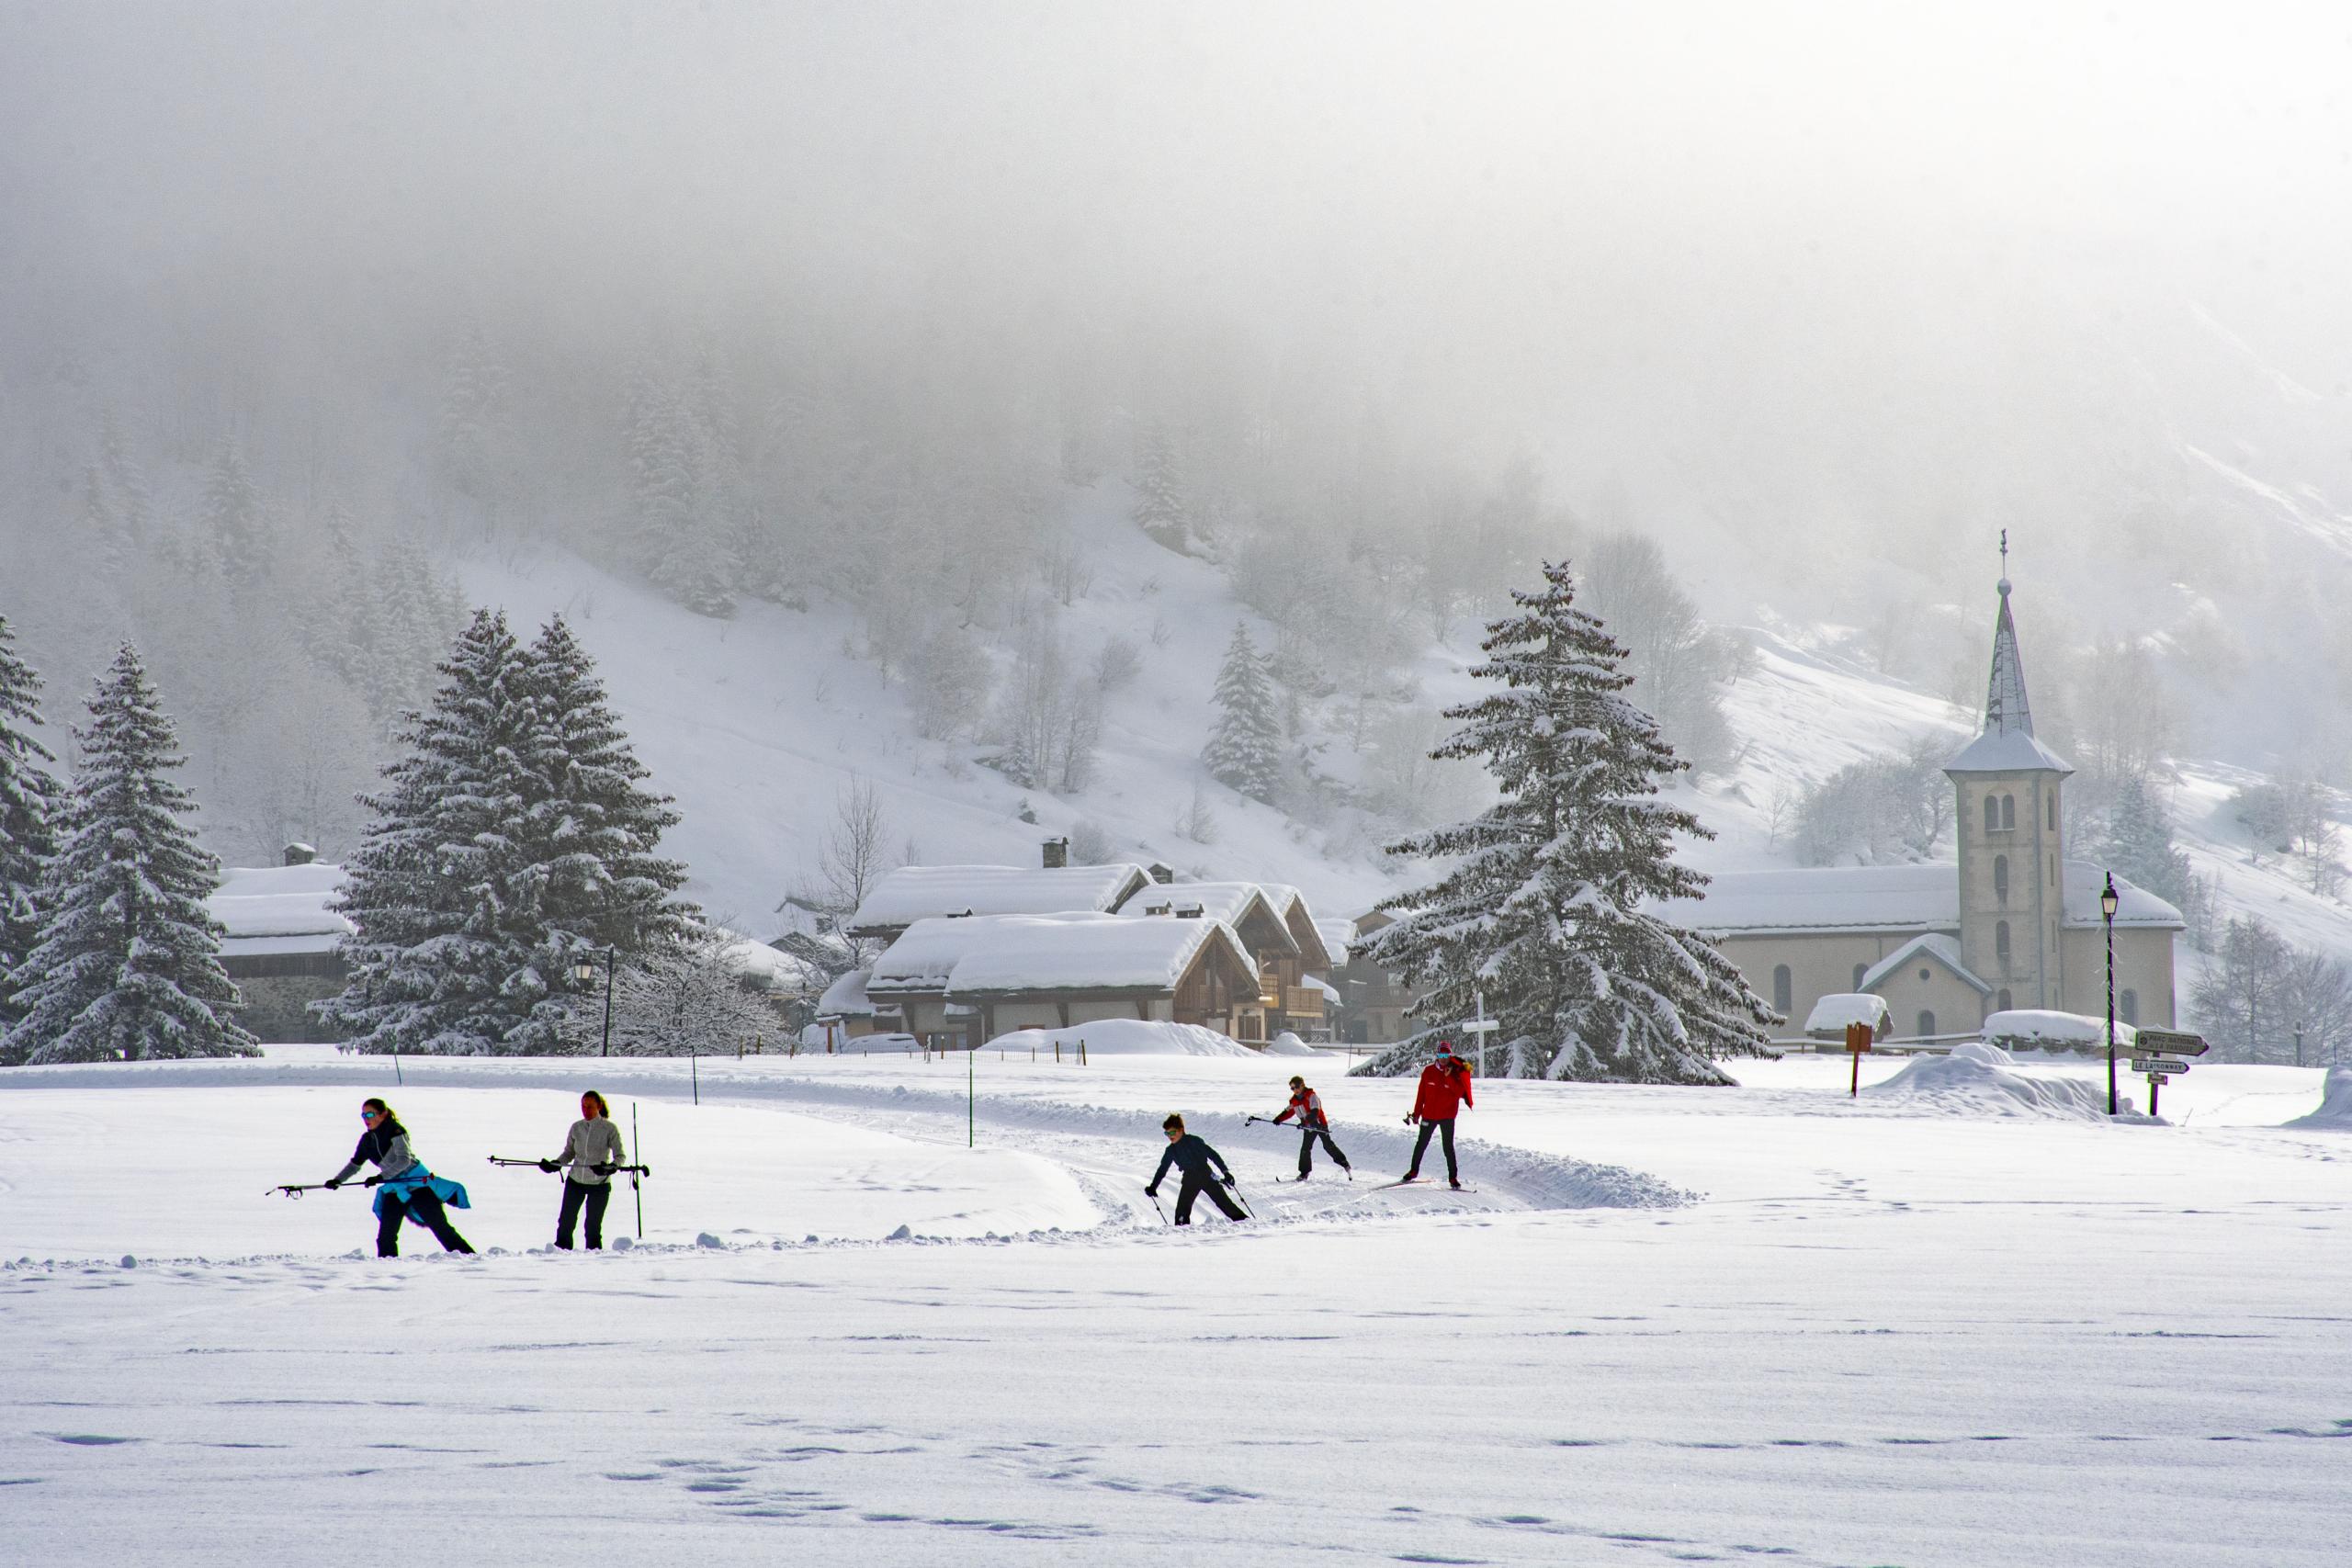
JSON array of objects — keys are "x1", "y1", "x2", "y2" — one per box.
[{"x1": 1657, "y1": 568, "x2": 2184, "y2": 1042}]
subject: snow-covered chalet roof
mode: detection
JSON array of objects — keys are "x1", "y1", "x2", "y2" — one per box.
[
  {"x1": 209, "y1": 863, "x2": 352, "y2": 958},
  {"x1": 1128, "y1": 883, "x2": 1297, "y2": 956},
  {"x1": 815, "y1": 966, "x2": 876, "y2": 1019},
  {"x1": 866, "y1": 912, "x2": 1252, "y2": 999},
  {"x1": 846, "y1": 863, "x2": 1152, "y2": 936},
  {"x1": 1655, "y1": 861, "x2": 2179, "y2": 938},
  {"x1": 1860, "y1": 932, "x2": 1988, "y2": 996}
]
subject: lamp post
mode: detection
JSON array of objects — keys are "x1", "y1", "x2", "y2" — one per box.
[
  {"x1": 574, "y1": 948, "x2": 616, "y2": 1057},
  {"x1": 2100, "y1": 873, "x2": 2120, "y2": 1116}
]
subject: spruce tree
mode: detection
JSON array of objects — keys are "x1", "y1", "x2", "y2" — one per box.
[
  {"x1": 3, "y1": 645, "x2": 255, "y2": 1064},
  {"x1": 520, "y1": 615, "x2": 696, "y2": 956},
  {"x1": 1358, "y1": 560, "x2": 1772, "y2": 1085},
  {"x1": 0, "y1": 615, "x2": 65, "y2": 1043},
  {"x1": 203, "y1": 439, "x2": 270, "y2": 589},
  {"x1": 1202, "y1": 623, "x2": 1283, "y2": 803},
  {"x1": 319, "y1": 609, "x2": 574, "y2": 1055},
  {"x1": 1131, "y1": 425, "x2": 1189, "y2": 553},
  {"x1": 2100, "y1": 773, "x2": 2189, "y2": 903}
]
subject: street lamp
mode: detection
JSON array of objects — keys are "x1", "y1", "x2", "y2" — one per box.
[
  {"x1": 2100, "y1": 873, "x2": 2120, "y2": 1116},
  {"x1": 574, "y1": 948, "x2": 616, "y2": 1057}
]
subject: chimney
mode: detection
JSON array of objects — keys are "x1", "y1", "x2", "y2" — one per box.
[
  {"x1": 1042, "y1": 837, "x2": 1069, "y2": 869},
  {"x1": 283, "y1": 842, "x2": 317, "y2": 866}
]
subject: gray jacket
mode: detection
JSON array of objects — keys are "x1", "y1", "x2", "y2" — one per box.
[
  {"x1": 331, "y1": 1122, "x2": 421, "y2": 1185},
  {"x1": 554, "y1": 1117, "x2": 627, "y2": 1185}
]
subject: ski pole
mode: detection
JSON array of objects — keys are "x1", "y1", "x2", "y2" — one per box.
[
  {"x1": 1145, "y1": 1188, "x2": 1169, "y2": 1226},
  {"x1": 1227, "y1": 1179, "x2": 1256, "y2": 1220},
  {"x1": 632, "y1": 1102, "x2": 645, "y2": 1240},
  {"x1": 267, "y1": 1183, "x2": 357, "y2": 1198}
]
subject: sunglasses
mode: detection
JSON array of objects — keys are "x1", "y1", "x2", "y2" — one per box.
[{"x1": 360, "y1": 1110, "x2": 380, "y2": 1121}]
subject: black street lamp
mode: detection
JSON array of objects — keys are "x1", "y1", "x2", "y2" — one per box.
[
  {"x1": 2100, "y1": 872, "x2": 2120, "y2": 1115},
  {"x1": 574, "y1": 948, "x2": 616, "y2": 1056}
]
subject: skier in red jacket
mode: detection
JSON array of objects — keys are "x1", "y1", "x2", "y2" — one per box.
[
  {"x1": 1271, "y1": 1076, "x2": 1351, "y2": 1180},
  {"x1": 1403, "y1": 1040, "x2": 1474, "y2": 1188}
]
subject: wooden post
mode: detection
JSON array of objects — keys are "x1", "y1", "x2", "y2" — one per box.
[{"x1": 1846, "y1": 1021, "x2": 1873, "y2": 1098}]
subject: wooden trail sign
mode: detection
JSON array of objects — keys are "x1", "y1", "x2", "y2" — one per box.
[{"x1": 1845, "y1": 1021, "x2": 1873, "y2": 1097}]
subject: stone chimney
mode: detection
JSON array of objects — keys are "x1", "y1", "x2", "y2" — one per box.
[
  {"x1": 1041, "y1": 837, "x2": 1069, "y2": 869},
  {"x1": 283, "y1": 842, "x2": 317, "y2": 866}
]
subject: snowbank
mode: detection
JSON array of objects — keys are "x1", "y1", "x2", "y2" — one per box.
[
  {"x1": 1263, "y1": 1032, "x2": 1320, "y2": 1056},
  {"x1": 1863, "y1": 1052, "x2": 2126, "y2": 1120},
  {"x1": 1804, "y1": 992, "x2": 1892, "y2": 1039},
  {"x1": 1984, "y1": 1009, "x2": 2136, "y2": 1055},
  {"x1": 982, "y1": 1021, "x2": 1258, "y2": 1057},
  {"x1": 2284, "y1": 1066, "x2": 2352, "y2": 1130}
]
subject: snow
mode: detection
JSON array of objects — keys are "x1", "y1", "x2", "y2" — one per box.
[
  {"x1": 814, "y1": 966, "x2": 876, "y2": 1019},
  {"x1": 208, "y1": 862, "x2": 354, "y2": 954},
  {"x1": 1985, "y1": 1008, "x2": 2138, "y2": 1053},
  {"x1": 1861, "y1": 1050, "x2": 2128, "y2": 1121},
  {"x1": 1859, "y1": 931, "x2": 1983, "y2": 994},
  {"x1": 2283, "y1": 1065, "x2": 2352, "y2": 1130},
  {"x1": 1656, "y1": 863, "x2": 1958, "y2": 933},
  {"x1": 1941, "y1": 725, "x2": 2075, "y2": 774},
  {"x1": 1801, "y1": 991, "x2": 1893, "y2": 1037},
  {"x1": 980, "y1": 1020, "x2": 1258, "y2": 1058},
  {"x1": 1262, "y1": 1031, "x2": 1321, "y2": 1057},
  {"x1": 847, "y1": 863, "x2": 1152, "y2": 935},
  {"x1": 4, "y1": 1048, "x2": 2351, "y2": 1563}
]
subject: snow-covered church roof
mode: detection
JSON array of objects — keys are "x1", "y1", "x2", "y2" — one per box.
[
  {"x1": 865, "y1": 912, "x2": 1253, "y2": 998},
  {"x1": 208, "y1": 863, "x2": 353, "y2": 958},
  {"x1": 847, "y1": 863, "x2": 1153, "y2": 936},
  {"x1": 1655, "y1": 860, "x2": 2180, "y2": 937},
  {"x1": 1860, "y1": 932, "x2": 1988, "y2": 996},
  {"x1": 1943, "y1": 575, "x2": 2073, "y2": 775}
]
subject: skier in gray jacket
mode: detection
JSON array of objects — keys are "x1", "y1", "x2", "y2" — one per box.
[{"x1": 540, "y1": 1089, "x2": 627, "y2": 1250}]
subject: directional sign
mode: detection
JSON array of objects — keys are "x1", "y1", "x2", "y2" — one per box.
[
  {"x1": 1457, "y1": 1020, "x2": 1500, "y2": 1034},
  {"x1": 2132, "y1": 1029, "x2": 2211, "y2": 1058},
  {"x1": 2131, "y1": 1058, "x2": 2192, "y2": 1076}
]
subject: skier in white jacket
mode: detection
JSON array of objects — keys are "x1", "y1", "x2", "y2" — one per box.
[{"x1": 539, "y1": 1090, "x2": 628, "y2": 1250}]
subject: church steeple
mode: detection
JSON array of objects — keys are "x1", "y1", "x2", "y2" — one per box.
[{"x1": 1947, "y1": 537, "x2": 2071, "y2": 776}]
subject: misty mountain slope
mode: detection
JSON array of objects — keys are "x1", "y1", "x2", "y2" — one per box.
[{"x1": 454, "y1": 509, "x2": 1401, "y2": 933}]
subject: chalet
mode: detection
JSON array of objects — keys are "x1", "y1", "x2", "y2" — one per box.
[
  {"x1": 860, "y1": 911, "x2": 1261, "y2": 1049},
  {"x1": 208, "y1": 848, "x2": 351, "y2": 1042},
  {"x1": 1126, "y1": 880, "x2": 1339, "y2": 1041},
  {"x1": 846, "y1": 859, "x2": 1155, "y2": 941}
]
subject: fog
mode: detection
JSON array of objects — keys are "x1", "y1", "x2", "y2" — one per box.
[{"x1": 5, "y1": 2, "x2": 2351, "y2": 859}]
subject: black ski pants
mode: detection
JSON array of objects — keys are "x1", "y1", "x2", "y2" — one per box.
[
  {"x1": 1407, "y1": 1117, "x2": 1459, "y2": 1182},
  {"x1": 376, "y1": 1188, "x2": 474, "y2": 1258},
  {"x1": 1174, "y1": 1172, "x2": 1247, "y2": 1224},
  {"x1": 557, "y1": 1179, "x2": 613, "y2": 1250},
  {"x1": 1295, "y1": 1123, "x2": 1351, "y2": 1177}
]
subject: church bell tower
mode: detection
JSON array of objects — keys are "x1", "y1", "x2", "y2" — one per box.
[{"x1": 1944, "y1": 537, "x2": 2074, "y2": 1012}]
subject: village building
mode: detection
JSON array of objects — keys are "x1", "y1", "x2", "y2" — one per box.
[
  {"x1": 845, "y1": 858, "x2": 1157, "y2": 942},
  {"x1": 207, "y1": 847, "x2": 351, "y2": 1043},
  {"x1": 1129, "y1": 881, "x2": 1340, "y2": 1041},
  {"x1": 1654, "y1": 566, "x2": 2183, "y2": 1039}
]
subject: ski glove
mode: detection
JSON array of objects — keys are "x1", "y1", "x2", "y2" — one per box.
[
  {"x1": 323, "y1": 1179, "x2": 342, "y2": 1189},
  {"x1": 538, "y1": 1159, "x2": 560, "y2": 1173},
  {"x1": 363, "y1": 1175, "x2": 384, "y2": 1187},
  {"x1": 1144, "y1": 1186, "x2": 1159, "y2": 1198},
  {"x1": 593, "y1": 1163, "x2": 616, "y2": 1176},
  {"x1": 1223, "y1": 1176, "x2": 1236, "y2": 1187}
]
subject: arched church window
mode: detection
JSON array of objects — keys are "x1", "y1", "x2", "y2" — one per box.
[
  {"x1": 1917, "y1": 1010, "x2": 1936, "y2": 1038},
  {"x1": 1852, "y1": 963, "x2": 1866, "y2": 989},
  {"x1": 1994, "y1": 855, "x2": 2009, "y2": 903},
  {"x1": 2120, "y1": 989, "x2": 2138, "y2": 1026},
  {"x1": 1984, "y1": 795, "x2": 2000, "y2": 833},
  {"x1": 2000, "y1": 795, "x2": 2017, "y2": 830},
  {"x1": 1772, "y1": 964, "x2": 1792, "y2": 1015},
  {"x1": 1996, "y1": 920, "x2": 2012, "y2": 965},
  {"x1": 1997, "y1": 987, "x2": 2013, "y2": 1010}
]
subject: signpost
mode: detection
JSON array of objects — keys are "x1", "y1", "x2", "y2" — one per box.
[
  {"x1": 1461, "y1": 989, "x2": 1499, "y2": 1077},
  {"x1": 1845, "y1": 1021, "x2": 1873, "y2": 1098},
  {"x1": 2123, "y1": 1030, "x2": 2208, "y2": 1116}
]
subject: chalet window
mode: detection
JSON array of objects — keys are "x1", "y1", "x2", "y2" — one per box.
[
  {"x1": 1772, "y1": 964, "x2": 1792, "y2": 1015},
  {"x1": 1852, "y1": 963, "x2": 1867, "y2": 990},
  {"x1": 2120, "y1": 989, "x2": 2138, "y2": 1026},
  {"x1": 1984, "y1": 795, "x2": 2000, "y2": 833},
  {"x1": 1997, "y1": 987, "x2": 2013, "y2": 1010},
  {"x1": 1995, "y1": 920, "x2": 2011, "y2": 965},
  {"x1": 2000, "y1": 794, "x2": 2016, "y2": 831},
  {"x1": 1917, "y1": 1010, "x2": 1936, "y2": 1038},
  {"x1": 1993, "y1": 854, "x2": 2009, "y2": 903}
]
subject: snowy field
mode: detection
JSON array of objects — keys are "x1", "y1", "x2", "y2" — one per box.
[{"x1": 5, "y1": 1047, "x2": 2350, "y2": 1566}]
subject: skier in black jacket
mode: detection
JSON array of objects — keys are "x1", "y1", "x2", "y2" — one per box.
[{"x1": 1146, "y1": 1113, "x2": 1247, "y2": 1225}]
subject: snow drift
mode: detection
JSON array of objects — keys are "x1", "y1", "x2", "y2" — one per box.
[
  {"x1": 1863, "y1": 1052, "x2": 2127, "y2": 1121},
  {"x1": 2284, "y1": 1066, "x2": 2352, "y2": 1130},
  {"x1": 981, "y1": 1021, "x2": 1258, "y2": 1058}
]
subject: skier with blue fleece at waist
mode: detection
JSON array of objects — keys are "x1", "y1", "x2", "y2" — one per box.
[
  {"x1": 1146, "y1": 1113, "x2": 1247, "y2": 1225},
  {"x1": 326, "y1": 1098, "x2": 475, "y2": 1258}
]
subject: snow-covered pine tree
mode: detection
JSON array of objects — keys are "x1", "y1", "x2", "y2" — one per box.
[
  {"x1": 519, "y1": 614, "x2": 696, "y2": 960},
  {"x1": 318, "y1": 609, "x2": 576, "y2": 1055},
  {"x1": 3, "y1": 645, "x2": 256, "y2": 1065},
  {"x1": 1202, "y1": 623, "x2": 1283, "y2": 803},
  {"x1": 2100, "y1": 773, "x2": 2190, "y2": 902},
  {"x1": 1356, "y1": 560, "x2": 1773, "y2": 1085},
  {"x1": 0, "y1": 615, "x2": 64, "y2": 1044},
  {"x1": 203, "y1": 439, "x2": 270, "y2": 589},
  {"x1": 632, "y1": 379, "x2": 740, "y2": 617},
  {"x1": 1131, "y1": 425, "x2": 1189, "y2": 553}
]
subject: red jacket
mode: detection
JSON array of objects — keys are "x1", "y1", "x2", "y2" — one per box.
[
  {"x1": 1412, "y1": 1057, "x2": 1473, "y2": 1121},
  {"x1": 1272, "y1": 1087, "x2": 1327, "y2": 1129}
]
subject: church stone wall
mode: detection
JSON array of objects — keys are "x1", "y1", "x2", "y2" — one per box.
[
  {"x1": 1867, "y1": 961, "x2": 1988, "y2": 1040},
  {"x1": 1715, "y1": 932, "x2": 1925, "y2": 1035},
  {"x1": 2059, "y1": 927, "x2": 2176, "y2": 1031},
  {"x1": 1954, "y1": 773, "x2": 2064, "y2": 1010}
]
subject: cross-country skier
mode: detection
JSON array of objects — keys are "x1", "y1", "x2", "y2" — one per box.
[
  {"x1": 1402, "y1": 1041, "x2": 1474, "y2": 1189},
  {"x1": 1146, "y1": 1113, "x2": 1247, "y2": 1224},
  {"x1": 538, "y1": 1089, "x2": 627, "y2": 1251},
  {"x1": 325, "y1": 1099, "x2": 476, "y2": 1258},
  {"x1": 1271, "y1": 1076, "x2": 1351, "y2": 1179}
]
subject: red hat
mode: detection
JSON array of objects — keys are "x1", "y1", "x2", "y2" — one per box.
[{"x1": 1434, "y1": 1040, "x2": 1454, "y2": 1055}]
